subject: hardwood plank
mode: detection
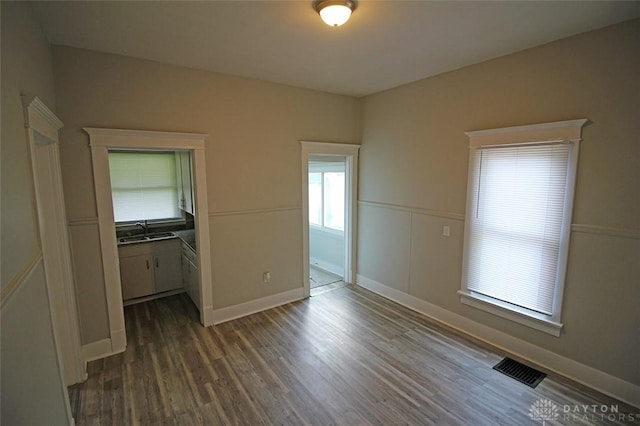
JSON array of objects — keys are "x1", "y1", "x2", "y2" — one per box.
[{"x1": 69, "y1": 286, "x2": 638, "y2": 425}]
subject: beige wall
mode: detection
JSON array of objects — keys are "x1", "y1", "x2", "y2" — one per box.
[
  {"x1": 44, "y1": 10, "x2": 637, "y2": 400},
  {"x1": 358, "y1": 19, "x2": 639, "y2": 386},
  {"x1": 52, "y1": 46, "x2": 361, "y2": 341},
  {"x1": 1, "y1": 2, "x2": 71, "y2": 423}
]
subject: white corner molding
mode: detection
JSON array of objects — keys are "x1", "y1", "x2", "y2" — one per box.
[
  {"x1": 465, "y1": 118, "x2": 588, "y2": 147},
  {"x1": 357, "y1": 275, "x2": 640, "y2": 409},
  {"x1": 22, "y1": 95, "x2": 80, "y2": 425},
  {"x1": 23, "y1": 95, "x2": 88, "y2": 392},
  {"x1": 211, "y1": 287, "x2": 304, "y2": 324}
]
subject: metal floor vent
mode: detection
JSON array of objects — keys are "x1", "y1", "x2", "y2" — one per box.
[{"x1": 493, "y1": 357, "x2": 546, "y2": 388}]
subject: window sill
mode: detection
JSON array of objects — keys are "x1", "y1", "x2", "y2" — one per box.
[
  {"x1": 457, "y1": 290, "x2": 563, "y2": 337},
  {"x1": 309, "y1": 224, "x2": 344, "y2": 237}
]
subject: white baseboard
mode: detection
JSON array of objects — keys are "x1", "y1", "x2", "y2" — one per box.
[
  {"x1": 212, "y1": 287, "x2": 304, "y2": 325},
  {"x1": 310, "y1": 257, "x2": 343, "y2": 277},
  {"x1": 356, "y1": 274, "x2": 640, "y2": 409},
  {"x1": 82, "y1": 328, "x2": 127, "y2": 363},
  {"x1": 122, "y1": 289, "x2": 186, "y2": 306},
  {"x1": 202, "y1": 305, "x2": 215, "y2": 327},
  {"x1": 110, "y1": 328, "x2": 126, "y2": 354},
  {"x1": 82, "y1": 338, "x2": 113, "y2": 362}
]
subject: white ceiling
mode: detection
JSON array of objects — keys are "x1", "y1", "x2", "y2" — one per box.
[{"x1": 31, "y1": 1, "x2": 639, "y2": 97}]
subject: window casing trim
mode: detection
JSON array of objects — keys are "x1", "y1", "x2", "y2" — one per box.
[
  {"x1": 465, "y1": 119, "x2": 588, "y2": 147},
  {"x1": 460, "y1": 119, "x2": 588, "y2": 336},
  {"x1": 457, "y1": 290, "x2": 563, "y2": 336}
]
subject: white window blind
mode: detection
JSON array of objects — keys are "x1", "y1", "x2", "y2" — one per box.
[
  {"x1": 465, "y1": 143, "x2": 571, "y2": 315},
  {"x1": 109, "y1": 151, "x2": 181, "y2": 222}
]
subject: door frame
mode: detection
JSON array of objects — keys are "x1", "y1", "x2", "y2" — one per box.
[
  {"x1": 22, "y1": 96, "x2": 86, "y2": 391},
  {"x1": 85, "y1": 128, "x2": 214, "y2": 358},
  {"x1": 301, "y1": 141, "x2": 360, "y2": 297}
]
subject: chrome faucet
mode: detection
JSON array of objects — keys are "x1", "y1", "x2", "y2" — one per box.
[{"x1": 135, "y1": 220, "x2": 148, "y2": 235}]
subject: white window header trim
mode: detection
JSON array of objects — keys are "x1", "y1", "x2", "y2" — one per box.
[{"x1": 465, "y1": 119, "x2": 588, "y2": 148}]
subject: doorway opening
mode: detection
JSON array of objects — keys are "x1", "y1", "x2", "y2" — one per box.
[
  {"x1": 86, "y1": 128, "x2": 213, "y2": 358},
  {"x1": 301, "y1": 142, "x2": 360, "y2": 298},
  {"x1": 108, "y1": 149, "x2": 198, "y2": 309},
  {"x1": 308, "y1": 157, "x2": 346, "y2": 295}
]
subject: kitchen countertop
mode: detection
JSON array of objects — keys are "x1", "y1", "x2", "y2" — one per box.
[
  {"x1": 116, "y1": 228, "x2": 197, "y2": 252},
  {"x1": 173, "y1": 229, "x2": 196, "y2": 252}
]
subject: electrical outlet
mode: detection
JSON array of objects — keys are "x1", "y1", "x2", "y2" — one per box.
[
  {"x1": 443, "y1": 225, "x2": 450, "y2": 237},
  {"x1": 263, "y1": 271, "x2": 271, "y2": 283}
]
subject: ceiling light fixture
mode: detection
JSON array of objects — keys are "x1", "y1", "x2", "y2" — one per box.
[{"x1": 314, "y1": 0, "x2": 356, "y2": 27}]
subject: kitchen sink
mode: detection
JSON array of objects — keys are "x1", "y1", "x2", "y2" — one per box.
[
  {"x1": 148, "y1": 232, "x2": 175, "y2": 239},
  {"x1": 118, "y1": 235, "x2": 148, "y2": 243},
  {"x1": 118, "y1": 232, "x2": 176, "y2": 244}
]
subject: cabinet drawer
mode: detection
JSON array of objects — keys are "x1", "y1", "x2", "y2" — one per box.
[{"x1": 120, "y1": 254, "x2": 155, "y2": 300}]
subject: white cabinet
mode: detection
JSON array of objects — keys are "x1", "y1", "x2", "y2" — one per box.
[
  {"x1": 175, "y1": 151, "x2": 195, "y2": 215},
  {"x1": 119, "y1": 254, "x2": 154, "y2": 300},
  {"x1": 181, "y1": 242, "x2": 200, "y2": 310},
  {"x1": 118, "y1": 239, "x2": 182, "y2": 301},
  {"x1": 155, "y1": 251, "x2": 183, "y2": 293}
]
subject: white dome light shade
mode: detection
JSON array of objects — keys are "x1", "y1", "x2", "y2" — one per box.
[
  {"x1": 319, "y1": 5, "x2": 352, "y2": 27},
  {"x1": 315, "y1": 1, "x2": 356, "y2": 27}
]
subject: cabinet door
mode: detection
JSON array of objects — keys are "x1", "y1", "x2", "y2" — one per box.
[
  {"x1": 181, "y1": 253, "x2": 190, "y2": 290},
  {"x1": 120, "y1": 254, "x2": 154, "y2": 300},
  {"x1": 188, "y1": 260, "x2": 200, "y2": 309},
  {"x1": 154, "y1": 252, "x2": 183, "y2": 293}
]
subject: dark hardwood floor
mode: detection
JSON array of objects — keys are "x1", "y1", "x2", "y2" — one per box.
[{"x1": 69, "y1": 286, "x2": 638, "y2": 425}]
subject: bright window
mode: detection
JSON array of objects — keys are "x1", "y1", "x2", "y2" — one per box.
[
  {"x1": 459, "y1": 119, "x2": 586, "y2": 336},
  {"x1": 309, "y1": 172, "x2": 323, "y2": 227},
  {"x1": 308, "y1": 162, "x2": 345, "y2": 232},
  {"x1": 323, "y1": 172, "x2": 345, "y2": 231},
  {"x1": 108, "y1": 151, "x2": 181, "y2": 222}
]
